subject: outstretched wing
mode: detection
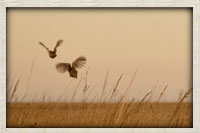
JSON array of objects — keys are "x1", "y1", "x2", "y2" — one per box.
[
  {"x1": 54, "y1": 39, "x2": 63, "y2": 52},
  {"x1": 72, "y1": 56, "x2": 87, "y2": 69},
  {"x1": 39, "y1": 42, "x2": 49, "y2": 52},
  {"x1": 56, "y1": 63, "x2": 71, "y2": 73}
]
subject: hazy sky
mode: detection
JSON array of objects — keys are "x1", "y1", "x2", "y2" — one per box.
[{"x1": 7, "y1": 8, "x2": 192, "y2": 102}]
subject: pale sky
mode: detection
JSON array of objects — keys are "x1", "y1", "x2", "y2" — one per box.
[{"x1": 7, "y1": 8, "x2": 192, "y2": 102}]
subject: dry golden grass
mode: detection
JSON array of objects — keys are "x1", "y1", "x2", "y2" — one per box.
[
  {"x1": 7, "y1": 102, "x2": 192, "y2": 128},
  {"x1": 6, "y1": 68, "x2": 192, "y2": 128}
]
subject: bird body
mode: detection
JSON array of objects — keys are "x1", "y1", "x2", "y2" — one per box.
[
  {"x1": 49, "y1": 51, "x2": 57, "y2": 58},
  {"x1": 56, "y1": 56, "x2": 86, "y2": 78},
  {"x1": 68, "y1": 66, "x2": 78, "y2": 78},
  {"x1": 39, "y1": 39, "x2": 63, "y2": 59}
]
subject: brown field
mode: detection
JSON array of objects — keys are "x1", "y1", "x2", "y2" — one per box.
[
  {"x1": 7, "y1": 69, "x2": 192, "y2": 128},
  {"x1": 7, "y1": 102, "x2": 192, "y2": 128}
]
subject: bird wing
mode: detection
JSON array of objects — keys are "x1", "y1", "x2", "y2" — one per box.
[
  {"x1": 56, "y1": 63, "x2": 71, "y2": 73},
  {"x1": 39, "y1": 42, "x2": 49, "y2": 52},
  {"x1": 54, "y1": 39, "x2": 63, "y2": 51},
  {"x1": 72, "y1": 56, "x2": 87, "y2": 69}
]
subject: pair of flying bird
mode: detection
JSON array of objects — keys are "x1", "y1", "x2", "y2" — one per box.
[{"x1": 39, "y1": 40, "x2": 86, "y2": 78}]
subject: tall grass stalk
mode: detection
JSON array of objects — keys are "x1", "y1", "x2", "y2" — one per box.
[
  {"x1": 22, "y1": 60, "x2": 35, "y2": 100},
  {"x1": 115, "y1": 70, "x2": 138, "y2": 125},
  {"x1": 10, "y1": 79, "x2": 20, "y2": 101},
  {"x1": 99, "y1": 70, "x2": 109, "y2": 102},
  {"x1": 58, "y1": 78, "x2": 73, "y2": 101},
  {"x1": 169, "y1": 89, "x2": 192, "y2": 126},
  {"x1": 110, "y1": 74, "x2": 123, "y2": 100},
  {"x1": 157, "y1": 85, "x2": 168, "y2": 102},
  {"x1": 122, "y1": 70, "x2": 138, "y2": 100}
]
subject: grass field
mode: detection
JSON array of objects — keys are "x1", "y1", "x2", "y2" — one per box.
[
  {"x1": 7, "y1": 69, "x2": 192, "y2": 128},
  {"x1": 7, "y1": 102, "x2": 192, "y2": 128}
]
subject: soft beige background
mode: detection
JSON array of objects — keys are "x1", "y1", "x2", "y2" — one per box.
[{"x1": 7, "y1": 8, "x2": 192, "y2": 102}]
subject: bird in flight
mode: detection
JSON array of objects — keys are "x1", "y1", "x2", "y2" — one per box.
[
  {"x1": 55, "y1": 56, "x2": 87, "y2": 78},
  {"x1": 39, "y1": 39, "x2": 63, "y2": 59}
]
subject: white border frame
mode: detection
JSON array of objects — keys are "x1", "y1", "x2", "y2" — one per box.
[{"x1": 0, "y1": 0, "x2": 199, "y2": 133}]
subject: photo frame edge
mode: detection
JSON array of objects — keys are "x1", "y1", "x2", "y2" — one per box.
[{"x1": 0, "y1": 0, "x2": 200, "y2": 132}]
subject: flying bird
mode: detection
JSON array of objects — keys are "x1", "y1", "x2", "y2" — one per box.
[
  {"x1": 56, "y1": 56, "x2": 87, "y2": 78},
  {"x1": 39, "y1": 39, "x2": 63, "y2": 59}
]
